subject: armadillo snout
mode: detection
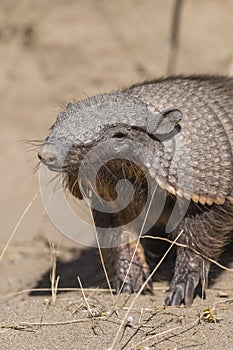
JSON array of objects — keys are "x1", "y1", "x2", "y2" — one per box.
[{"x1": 38, "y1": 143, "x2": 63, "y2": 171}]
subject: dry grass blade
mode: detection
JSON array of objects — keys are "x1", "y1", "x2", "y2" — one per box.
[
  {"x1": 49, "y1": 241, "x2": 60, "y2": 305},
  {"x1": 109, "y1": 229, "x2": 184, "y2": 350},
  {"x1": 125, "y1": 325, "x2": 181, "y2": 350},
  {"x1": 0, "y1": 192, "x2": 39, "y2": 263},
  {"x1": 1, "y1": 324, "x2": 35, "y2": 332},
  {"x1": 89, "y1": 209, "x2": 116, "y2": 309},
  {"x1": 8, "y1": 319, "x2": 91, "y2": 327},
  {"x1": 228, "y1": 56, "x2": 233, "y2": 76},
  {"x1": 77, "y1": 276, "x2": 93, "y2": 317},
  {"x1": 167, "y1": 0, "x2": 184, "y2": 75},
  {"x1": 1, "y1": 287, "x2": 115, "y2": 300},
  {"x1": 116, "y1": 185, "x2": 157, "y2": 297}
]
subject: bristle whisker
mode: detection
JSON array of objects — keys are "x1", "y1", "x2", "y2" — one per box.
[
  {"x1": 32, "y1": 161, "x2": 41, "y2": 175},
  {"x1": 20, "y1": 140, "x2": 44, "y2": 152}
]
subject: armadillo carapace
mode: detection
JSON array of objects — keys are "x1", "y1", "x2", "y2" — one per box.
[{"x1": 38, "y1": 75, "x2": 233, "y2": 306}]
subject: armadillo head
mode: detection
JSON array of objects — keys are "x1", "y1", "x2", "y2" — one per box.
[{"x1": 38, "y1": 90, "x2": 182, "y2": 172}]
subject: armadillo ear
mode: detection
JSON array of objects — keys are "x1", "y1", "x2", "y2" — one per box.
[{"x1": 146, "y1": 109, "x2": 182, "y2": 139}]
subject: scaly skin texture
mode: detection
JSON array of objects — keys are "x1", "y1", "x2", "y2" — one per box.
[{"x1": 38, "y1": 75, "x2": 233, "y2": 306}]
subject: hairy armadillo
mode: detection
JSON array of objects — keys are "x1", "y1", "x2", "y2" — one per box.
[{"x1": 38, "y1": 75, "x2": 233, "y2": 306}]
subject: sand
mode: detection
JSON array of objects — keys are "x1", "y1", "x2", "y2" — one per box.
[{"x1": 0, "y1": 0, "x2": 233, "y2": 349}]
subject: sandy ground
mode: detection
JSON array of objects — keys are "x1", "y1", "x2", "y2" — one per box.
[{"x1": 0, "y1": 0, "x2": 233, "y2": 349}]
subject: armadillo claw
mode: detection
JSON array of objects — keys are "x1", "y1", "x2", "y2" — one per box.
[
  {"x1": 115, "y1": 281, "x2": 133, "y2": 294},
  {"x1": 114, "y1": 261, "x2": 153, "y2": 294},
  {"x1": 165, "y1": 277, "x2": 195, "y2": 307}
]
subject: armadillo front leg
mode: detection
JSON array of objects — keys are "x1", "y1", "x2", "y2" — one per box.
[
  {"x1": 113, "y1": 236, "x2": 152, "y2": 293},
  {"x1": 100, "y1": 230, "x2": 152, "y2": 294},
  {"x1": 165, "y1": 203, "x2": 232, "y2": 306}
]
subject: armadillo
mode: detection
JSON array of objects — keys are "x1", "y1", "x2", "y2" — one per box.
[{"x1": 38, "y1": 75, "x2": 233, "y2": 306}]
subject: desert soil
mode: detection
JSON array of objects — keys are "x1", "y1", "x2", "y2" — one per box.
[{"x1": 0, "y1": 0, "x2": 233, "y2": 349}]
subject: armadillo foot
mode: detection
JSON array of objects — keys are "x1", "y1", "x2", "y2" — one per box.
[
  {"x1": 165, "y1": 248, "x2": 210, "y2": 306},
  {"x1": 113, "y1": 239, "x2": 153, "y2": 294}
]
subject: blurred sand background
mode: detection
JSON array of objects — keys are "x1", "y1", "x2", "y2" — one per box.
[{"x1": 0, "y1": 1, "x2": 233, "y2": 349}]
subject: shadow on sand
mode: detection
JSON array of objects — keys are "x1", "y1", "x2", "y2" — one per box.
[{"x1": 31, "y1": 239, "x2": 233, "y2": 298}]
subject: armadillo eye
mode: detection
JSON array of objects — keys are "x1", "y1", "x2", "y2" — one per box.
[{"x1": 112, "y1": 132, "x2": 127, "y2": 139}]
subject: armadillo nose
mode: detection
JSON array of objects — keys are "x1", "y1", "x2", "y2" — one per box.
[{"x1": 38, "y1": 143, "x2": 59, "y2": 167}]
